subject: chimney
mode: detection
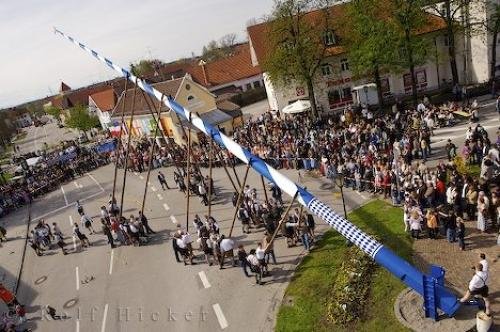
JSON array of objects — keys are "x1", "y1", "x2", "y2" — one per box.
[{"x1": 198, "y1": 60, "x2": 208, "y2": 86}]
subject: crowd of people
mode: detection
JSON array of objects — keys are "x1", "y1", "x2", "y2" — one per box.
[{"x1": 0, "y1": 142, "x2": 111, "y2": 220}]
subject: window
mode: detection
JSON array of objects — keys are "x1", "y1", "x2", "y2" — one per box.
[
  {"x1": 321, "y1": 64, "x2": 333, "y2": 76},
  {"x1": 323, "y1": 30, "x2": 336, "y2": 46},
  {"x1": 328, "y1": 90, "x2": 341, "y2": 104},
  {"x1": 246, "y1": 83, "x2": 252, "y2": 90},
  {"x1": 342, "y1": 87, "x2": 352, "y2": 100},
  {"x1": 187, "y1": 95, "x2": 195, "y2": 101},
  {"x1": 253, "y1": 80, "x2": 261, "y2": 88},
  {"x1": 340, "y1": 59, "x2": 349, "y2": 72}
]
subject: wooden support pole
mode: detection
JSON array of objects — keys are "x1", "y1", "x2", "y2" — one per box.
[
  {"x1": 261, "y1": 175, "x2": 269, "y2": 206},
  {"x1": 264, "y1": 191, "x2": 299, "y2": 252},
  {"x1": 231, "y1": 158, "x2": 242, "y2": 188},
  {"x1": 185, "y1": 112, "x2": 192, "y2": 232},
  {"x1": 111, "y1": 78, "x2": 129, "y2": 207},
  {"x1": 228, "y1": 163, "x2": 252, "y2": 237},
  {"x1": 140, "y1": 94, "x2": 165, "y2": 215},
  {"x1": 207, "y1": 138, "x2": 213, "y2": 219},
  {"x1": 119, "y1": 78, "x2": 139, "y2": 221},
  {"x1": 217, "y1": 149, "x2": 238, "y2": 192}
]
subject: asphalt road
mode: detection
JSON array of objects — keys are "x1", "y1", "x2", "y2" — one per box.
[{"x1": 0, "y1": 98, "x2": 498, "y2": 332}]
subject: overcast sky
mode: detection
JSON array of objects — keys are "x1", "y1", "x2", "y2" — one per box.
[{"x1": 0, "y1": 0, "x2": 274, "y2": 108}]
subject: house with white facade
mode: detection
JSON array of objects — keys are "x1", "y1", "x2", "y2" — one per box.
[{"x1": 247, "y1": 1, "x2": 495, "y2": 113}]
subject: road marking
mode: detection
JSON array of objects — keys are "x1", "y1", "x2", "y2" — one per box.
[
  {"x1": 158, "y1": 194, "x2": 164, "y2": 201},
  {"x1": 356, "y1": 191, "x2": 367, "y2": 200},
  {"x1": 75, "y1": 267, "x2": 80, "y2": 291},
  {"x1": 61, "y1": 186, "x2": 69, "y2": 205},
  {"x1": 76, "y1": 319, "x2": 80, "y2": 332},
  {"x1": 31, "y1": 191, "x2": 107, "y2": 223},
  {"x1": 101, "y1": 303, "x2": 109, "y2": 332},
  {"x1": 212, "y1": 303, "x2": 228, "y2": 329},
  {"x1": 87, "y1": 174, "x2": 104, "y2": 191},
  {"x1": 151, "y1": 186, "x2": 157, "y2": 192},
  {"x1": 162, "y1": 203, "x2": 169, "y2": 211},
  {"x1": 170, "y1": 215, "x2": 178, "y2": 224},
  {"x1": 73, "y1": 236, "x2": 77, "y2": 251},
  {"x1": 139, "y1": 175, "x2": 144, "y2": 180},
  {"x1": 69, "y1": 215, "x2": 74, "y2": 226},
  {"x1": 198, "y1": 271, "x2": 211, "y2": 289},
  {"x1": 109, "y1": 250, "x2": 114, "y2": 275},
  {"x1": 134, "y1": 172, "x2": 138, "y2": 176},
  {"x1": 73, "y1": 181, "x2": 83, "y2": 189}
]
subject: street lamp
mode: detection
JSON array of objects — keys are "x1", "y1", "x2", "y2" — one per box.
[{"x1": 335, "y1": 173, "x2": 347, "y2": 218}]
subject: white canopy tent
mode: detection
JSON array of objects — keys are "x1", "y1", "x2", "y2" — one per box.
[{"x1": 282, "y1": 100, "x2": 311, "y2": 114}]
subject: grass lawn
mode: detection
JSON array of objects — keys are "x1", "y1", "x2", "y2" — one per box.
[{"x1": 276, "y1": 200, "x2": 412, "y2": 332}]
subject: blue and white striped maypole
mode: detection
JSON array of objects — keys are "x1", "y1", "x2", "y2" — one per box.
[{"x1": 54, "y1": 28, "x2": 460, "y2": 316}]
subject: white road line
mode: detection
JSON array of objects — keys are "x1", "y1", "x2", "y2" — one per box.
[
  {"x1": 151, "y1": 186, "x2": 157, "y2": 192},
  {"x1": 101, "y1": 304, "x2": 109, "y2": 332},
  {"x1": 356, "y1": 191, "x2": 367, "y2": 200},
  {"x1": 73, "y1": 236, "x2": 77, "y2": 251},
  {"x1": 170, "y1": 215, "x2": 178, "y2": 224},
  {"x1": 32, "y1": 191, "x2": 107, "y2": 222},
  {"x1": 198, "y1": 271, "x2": 211, "y2": 289},
  {"x1": 87, "y1": 173, "x2": 104, "y2": 192},
  {"x1": 163, "y1": 203, "x2": 169, "y2": 210},
  {"x1": 69, "y1": 215, "x2": 74, "y2": 227},
  {"x1": 74, "y1": 181, "x2": 79, "y2": 188},
  {"x1": 61, "y1": 186, "x2": 69, "y2": 205},
  {"x1": 139, "y1": 175, "x2": 144, "y2": 180},
  {"x1": 76, "y1": 319, "x2": 80, "y2": 332},
  {"x1": 75, "y1": 267, "x2": 80, "y2": 291},
  {"x1": 157, "y1": 194, "x2": 164, "y2": 201},
  {"x1": 134, "y1": 172, "x2": 138, "y2": 176},
  {"x1": 109, "y1": 250, "x2": 114, "y2": 275},
  {"x1": 212, "y1": 303, "x2": 228, "y2": 330}
]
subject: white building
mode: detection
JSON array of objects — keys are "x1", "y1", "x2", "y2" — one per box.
[{"x1": 247, "y1": 1, "x2": 497, "y2": 112}]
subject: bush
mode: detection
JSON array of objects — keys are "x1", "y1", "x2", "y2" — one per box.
[{"x1": 327, "y1": 245, "x2": 376, "y2": 325}]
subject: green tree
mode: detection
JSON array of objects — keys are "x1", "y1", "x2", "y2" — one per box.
[
  {"x1": 130, "y1": 59, "x2": 164, "y2": 77},
  {"x1": 264, "y1": 0, "x2": 333, "y2": 119},
  {"x1": 201, "y1": 34, "x2": 237, "y2": 62},
  {"x1": 65, "y1": 105, "x2": 100, "y2": 136},
  {"x1": 393, "y1": 0, "x2": 431, "y2": 105},
  {"x1": 427, "y1": 0, "x2": 469, "y2": 86},
  {"x1": 342, "y1": 0, "x2": 400, "y2": 107},
  {"x1": 45, "y1": 105, "x2": 62, "y2": 123}
]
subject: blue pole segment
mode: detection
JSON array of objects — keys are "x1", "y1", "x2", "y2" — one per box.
[{"x1": 53, "y1": 28, "x2": 460, "y2": 316}]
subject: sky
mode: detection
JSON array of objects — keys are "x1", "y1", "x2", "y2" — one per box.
[{"x1": 0, "y1": 0, "x2": 274, "y2": 108}]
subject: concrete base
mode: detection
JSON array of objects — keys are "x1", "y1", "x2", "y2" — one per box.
[{"x1": 394, "y1": 288, "x2": 477, "y2": 332}]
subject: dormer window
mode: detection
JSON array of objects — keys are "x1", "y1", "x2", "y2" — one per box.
[
  {"x1": 321, "y1": 64, "x2": 333, "y2": 76},
  {"x1": 323, "y1": 30, "x2": 337, "y2": 46}
]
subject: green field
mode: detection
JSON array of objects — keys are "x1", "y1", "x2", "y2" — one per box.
[{"x1": 276, "y1": 200, "x2": 412, "y2": 332}]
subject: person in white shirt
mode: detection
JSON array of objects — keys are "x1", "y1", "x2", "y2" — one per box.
[
  {"x1": 479, "y1": 253, "x2": 489, "y2": 275},
  {"x1": 80, "y1": 214, "x2": 95, "y2": 234},
  {"x1": 255, "y1": 243, "x2": 268, "y2": 274},
  {"x1": 219, "y1": 236, "x2": 236, "y2": 269},
  {"x1": 460, "y1": 263, "x2": 490, "y2": 316},
  {"x1": 246, "y1": 249, "x2": 263, "y2": 285}
]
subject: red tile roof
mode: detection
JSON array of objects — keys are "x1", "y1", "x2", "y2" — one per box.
[
  {"x1": 60, "y1": 82, "x2": 71, "y2": 92},
  {"x1": 90, "y1": 88, "x2": 116, "y2": 112},
  {"x1": 112, "y1": 78, "x2": 183, "y2": 117},
  {"x1": 51, "y1": 77, "x2": 127, "y2": 110},
  {"x1": 149, "y1": 43, "x2": 262, "y2": 89},
  {"x1": 247, "y1": 3, "x2": 446, "y2": 67}
]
